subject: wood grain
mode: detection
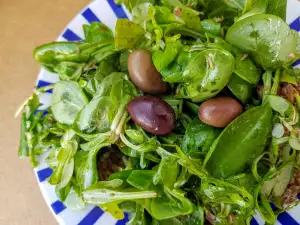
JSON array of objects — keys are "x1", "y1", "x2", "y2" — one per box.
[{"x1": 0, "y1": 0, "x2": 88, "y2": 224}]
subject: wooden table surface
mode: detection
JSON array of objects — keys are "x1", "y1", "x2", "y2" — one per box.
[{"x1": 0, "y1": 0, "x2": 89, "y2": 224}]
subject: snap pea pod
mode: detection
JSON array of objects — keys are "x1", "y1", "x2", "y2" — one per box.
[{"x1": 205, "y1": 103, "x2": 273, "y2": 178}]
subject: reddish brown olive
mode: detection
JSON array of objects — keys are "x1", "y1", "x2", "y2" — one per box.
[
  {"x1": 126, "y1": 96, "x2": 175, "y2": 135},
  {"x1": 198, "y1": 96, "x2": 243, "y2": 128},
  {"x1": 128, "y1": 50, "x2": 168, "y2": 94}
]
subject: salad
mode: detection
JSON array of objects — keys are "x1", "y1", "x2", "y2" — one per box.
[{"x1": 16, "y1": 0, "x2": 300, "y2": 224}]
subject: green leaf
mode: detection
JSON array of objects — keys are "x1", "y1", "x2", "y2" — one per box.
[
  {"x1": 83, "y1": 179, "x2": 158, "y2": 205},
  {"x1": 151, "y1": 188, "x2": 194, "y2": 220},
  {"x1": 228, "y1": 73, "x2": 254, "y2": 104},
  {"x1": 266, "y1": 0, "x2": 287, "y2": 20},
  {"x1": 49, "y1": 132, "x2": 78, "y2": 185},
  {"x1": 240, "y1": 0, "x2": 267, "y2": 20},
  {"x1": 181, "y1": 118, "x2": 220, "y2": 154},
  {"x1": 73, "y1": 96, "x2": 116, "y2": 134},
  {"x1": 226, "y1": 14, "x2": 300, "y2": 70},
  {"x1": 127, "y1": 170, "x2": 156, "y2": 190},
  {"x1": 178, "y1": 205, "x2": 204, "y2": 225},
  {"x1": 261, "y1": 163, "x2": 293, "y2": 198},
  {"x1": 110, "y1": 79, "x2": 138, "y2": 107},
  {"x1": 267, "y1": 95, "x2": 294, "y2": 118},
  {"x1": 80, "y1": 133, "x2": 110, "y2": 152},
  {"x1": 200, "y1": 19, "x2": 221, "y2": 36},
  {"x1": 234, "y1": 53, "x2": 261, "y2": 84},
  {"x1": 125, "y1": 129, "x2": 144, "y2": 144},
  {"x1": 153, "y1": 147, "x2": 180, "y2": 187},
  {"x1": 95, "y1": 72, "x2": 126, "y2": 97},
  {"x1": 222, "y1": 0, "x2": 246, "y2": 10},
  {"x1": 18, "y1": 113, "x2": 29, "y2": 158},
  {"x1": 175, "y1": 49, "x2": 235, "y2": 102},
  {"x1": 152, "y1": 41, "x2": 181, "y2": 71},
  {"x1": 83, "y1": 22, "x2": 114, "y2": 43},
  {"x1": 181, "y1": 8, "x2": 201, "y2": 31},
  {"x1": 200, "y1": 177, "x2": 254, "y2": 208},
  {"x1": 64, "y1": 186, "x2": 85, "y2": 210},
  {"x1": 115, "y1": 19, "x2": 145, "y2": 50},
  {"x1": 122, "y1": 0, "x2": 156, "y2": 12},
  {"x1": 205, "y1": 104, "x2": 273, "y2": 178},
  {"x1": 51, "y1": 81, "x2": 88, "y2": 125},
  {"x1": 76, "y1": 142, "x2": 110, "y2": 189}
]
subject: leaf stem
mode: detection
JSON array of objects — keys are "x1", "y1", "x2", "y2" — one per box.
[
  {"x1": 270, "y1": 68, "x2": 281, "y2": 95},
  {"x1": 110, "y1": 107, "x2": 125, "y2": 131},
  {"x1": 262, "y1": 71, "x2": 272, "y2": 102}
]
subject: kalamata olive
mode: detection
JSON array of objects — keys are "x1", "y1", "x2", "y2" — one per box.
[
  {"x1": 127, "y1": 96, "x2": 175, "y2": 135},
  {"x1": 198, "y1": 96, "x2": 243, "y2": 128},
  {"x1": 128, "y1": 50, "x2": 168, "y2": 94}
]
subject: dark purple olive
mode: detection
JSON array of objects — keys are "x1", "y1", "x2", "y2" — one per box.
[
  {"x1": 127, "y1": 96, "x2": 175, "y2": 135},
  {"x1": 128, "y1": 50, "x2": 168, "y2": 94},
  {"x1": 199, "y1": 96, "x2": 243, "y2": 128}
]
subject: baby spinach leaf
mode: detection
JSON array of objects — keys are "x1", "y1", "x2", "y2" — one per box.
[
  {"x1": 240, "y1": 0, "x2": 267, "y2": 20},
  {"x1": 181, "y1": 118, "x2": 220, "y2": 154},
  {"x1": 175, "y1": 49, "x2": 235, "y2": 102},
  {"x1": 226, "y1": 14, "x2": 300, "y2": 70},
  {"x1": 200, "y1": 19, "x2": 221, "y2": 36},
  {"x1": 234, "y1": 53, "x2": 261, "y2": 84},
  {"x1": 52, "y1": 81, "x2": 88, "y2": 125},
  {"x1": 73, "y1": 96, "x2": 116, "y2": 134},
  {"x1": 241, "y1": 0, "x2": 287, "y2": 21},
  {"x1": 228, "y1": 73, "x2": 254, "y2": 104},
  {"x1": 266, "y1": 0, "x2": 287, "y2": 20},
  {"x1": 205, "y1": 103, "x2": 273, "y2": 178}
]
